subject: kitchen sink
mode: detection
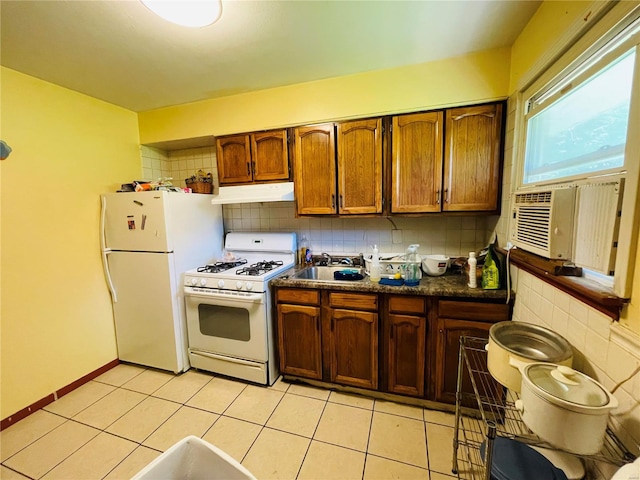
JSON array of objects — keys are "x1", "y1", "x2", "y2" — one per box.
[{"x1": 292, "y1": 266, "x2": 367, "y2": 282}]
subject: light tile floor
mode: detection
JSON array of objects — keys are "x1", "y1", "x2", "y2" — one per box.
[{"x1": 0, "y1": 364, "x2": 459, "y2": 480}]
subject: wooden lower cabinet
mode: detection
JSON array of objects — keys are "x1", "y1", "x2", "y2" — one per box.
[
  {"x1": 276, "y1": 288, "x2": 511, "y2": 407},
  {"x1": 328, "y1": 308, "x2": 378, "y2": 389},
  {"x1": 277, "y1": 304, "x2": 322, "y2": 379},
  {"x1": 276, "y1": 289, "x2": 322, "y2": 379},
  {"x1": 433, "y1": 318, "x2": 492, "y2": 405},
  {"x1": 384, "y1": 296, "x2": 427, "y2": 397},
  {"x1": 326, "y1": 292, "x2": 378, "y2": 389},
  {"x1": 433, "y1": 300, "x2": 510, "y2": 405}
]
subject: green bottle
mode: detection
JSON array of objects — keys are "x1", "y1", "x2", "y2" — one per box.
[{"x1": 482, "y1": 248, "x2": 500, "y2": 289}]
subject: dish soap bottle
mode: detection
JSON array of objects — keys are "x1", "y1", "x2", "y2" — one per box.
[
  {"x1": 404, "y1": 244, "x2": 421, "y2": 286},
  {"x1": 299, "y1": 235, "x2": 311, "y2": 265},
  {"x1": 482, "y1": 246, "x2": 500, "y2": 289},
  {"x1": 370, "y1": 245, "x2": 381, "y2": 282}
]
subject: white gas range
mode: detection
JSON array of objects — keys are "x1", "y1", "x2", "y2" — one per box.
[{"x1": 183, "y1": 232, "x2": 297, "y2": 385}]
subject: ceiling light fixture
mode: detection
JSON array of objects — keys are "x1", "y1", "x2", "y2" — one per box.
[{"x1": 141, "y1": 0, "x2": 222, "y2": 28}]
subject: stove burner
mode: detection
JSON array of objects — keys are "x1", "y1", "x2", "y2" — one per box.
[
  {"x1": 197, "y1": 259, "x2": 247, "y2": 273},
  {"x1": 236, "y1": 260, "x2": 284, "y2": 276}
]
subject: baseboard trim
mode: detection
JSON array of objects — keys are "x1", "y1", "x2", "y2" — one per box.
[{"x1": 0, "y1": 359, "x2": 119, "y2": 431}]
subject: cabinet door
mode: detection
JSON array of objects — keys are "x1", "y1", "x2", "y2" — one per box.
[
  {"x1": 391, "y1": 112, "x2": 444, "y2": 213},
  {"x1": 251, "y1": 130, "x2": 289, "y2": 182},
  {"x1": 337, "y1": 118, "x2": 382, "y2": 214},
  {"x1": 293, "y1": 124, "x2": 337, "y2": 215},
  {"x1": 277, "y1": 304, "x2": 322, "y2": 379},
  {"x1": 387, "y1": 314, "x2": 426, "y2": 397},
  {"x1": 216, "y1": 134, "x2": 253, "y2": 185},
  {"x1": 329, "y1": 309, "x2": 378, "y2": 389},
  {"x1": 443, "y1": 103, "x2": 503, "y2": 212},
  {"x1": 434, "y1": 318, "x2": 492, "y2": 405}
]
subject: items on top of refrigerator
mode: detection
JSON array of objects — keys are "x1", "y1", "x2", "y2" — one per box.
[
  {"x1": 118, "y1": 178, "x2": 189, "y2": 193},
  {"x1": 185, "y1": 170, "x2": 214, "y2": 194}
]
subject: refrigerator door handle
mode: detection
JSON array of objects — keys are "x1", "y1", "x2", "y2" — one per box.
[
  {"x1": 102, "y1": 250, "x2": 118, "y2": 303},
  {"x1": 100, "y1": 195, "x2": 118, "y2": 302}
]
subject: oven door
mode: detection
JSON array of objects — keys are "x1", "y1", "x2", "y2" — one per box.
[{"x1": 184, "y1": 289, "x2": 267, "y2": 363}]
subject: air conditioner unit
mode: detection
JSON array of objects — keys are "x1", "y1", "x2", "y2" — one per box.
[{"x1": 510, "y1": 187, "x2": 576, "y2": 259}]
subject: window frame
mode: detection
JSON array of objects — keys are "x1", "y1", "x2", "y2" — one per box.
[{"x1": 511, "y1": 4, "x2": 640, "y2": 299}]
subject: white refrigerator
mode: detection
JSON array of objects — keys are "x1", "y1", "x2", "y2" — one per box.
[{"x1": 100, "y1": 191, "x2": 223, "y2": 373}]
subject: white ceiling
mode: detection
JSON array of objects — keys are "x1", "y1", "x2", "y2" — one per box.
[{"x1": 1, "y1": 0, "x2": 541, "y2": 112}]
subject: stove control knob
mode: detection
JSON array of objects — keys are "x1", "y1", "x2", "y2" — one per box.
[
  {"x1": 200, "y1": 278, "x2": 207, "y2": 287},
  {"x1": 190, "y1": 278, "x2": 198, "y2": 286},
  {"x1": 236, "y1": 281, "x2": 244, "y2": 290},
  {"x1": 217, "y1": 280, "x2": 225, "y2": 289},
  {"x1": 245, "y1": 282, "x2": 253, "y2": 291}
]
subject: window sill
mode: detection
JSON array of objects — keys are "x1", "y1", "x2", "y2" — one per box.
[{"x1": 507, "y1": 248, "x2": 627, "y2": 320}]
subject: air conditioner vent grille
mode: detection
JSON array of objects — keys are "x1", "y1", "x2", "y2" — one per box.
[
  {"x1": 514, "y1": 207, "x2": 551, "y2": 249},
  {"x1": 515, "y1": 191, "x2": 552, "y2": 204}
]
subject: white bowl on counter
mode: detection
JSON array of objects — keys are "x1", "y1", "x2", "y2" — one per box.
[{"x1": 421, "y1": 255, "x2": 450, "y2": 276}]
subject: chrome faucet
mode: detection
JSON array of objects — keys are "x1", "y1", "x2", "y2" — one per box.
[
  {"x1": 320, "y1": 252, "x2": 332, "y2": 266},
  {"x1": 340, "y1": 257, "x2": 354, "y2": 265}
]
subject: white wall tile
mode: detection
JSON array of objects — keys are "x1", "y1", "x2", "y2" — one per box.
[
  {"x1": 588, "y1": 309, "x2": 613, "y2": 340},
  {"x1": 512, "y1": 266, "x2": 640, "y2": 455},
  {"x1": 569, "y1": 298, "x2": 589, "y2": 325}
]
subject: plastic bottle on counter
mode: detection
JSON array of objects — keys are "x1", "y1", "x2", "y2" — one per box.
[
  {"x1": 370, "y1": 245, "x2": 381, "y2": 282},
  {"x1": 404, "y1": 244, "x2": 421, "y2": 286},
  {"x1": 482, "y1": 246, "x2": 500, "y2": 289},
  {"x1": 468, "y1": 252, "x2": 477, "y2": 288},
  {"x1": 299, "y1": 235, "x2": 311, "y2": 265}
]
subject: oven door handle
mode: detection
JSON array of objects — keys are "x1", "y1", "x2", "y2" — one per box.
[{"x1": 185, "y1": 290, "x2": 265, "y2": 304}]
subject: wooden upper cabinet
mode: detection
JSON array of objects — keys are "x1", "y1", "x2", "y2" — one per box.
[
  {"x1": 443, "y1": 103, "x2": 503, "y2": 212},
  {"x1": 251, "y1": 130, "x2": 289, "y2": 182},
  {"x1": 216, "y1": 129, "x2": 289, "y2": 185},
  {"x1": 216, "y1": 134, "x2": 252, "y2": 185},
  {"x1": 293, "y1": 124, "x2": 337, "y2": 215},
  {"x1": 391, "y1": 112, "x2": 444, "y2": 213},
  {"x1": 337, "y1": 118, "x2": 383, "y2": 214}
]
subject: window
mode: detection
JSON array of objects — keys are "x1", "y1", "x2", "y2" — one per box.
[
  {"x1": 514, "y1": 6, "x2": 640, "y2": 298},
  {"x1": 523, "y1": 48, "x2": 634, "y2": 185}
]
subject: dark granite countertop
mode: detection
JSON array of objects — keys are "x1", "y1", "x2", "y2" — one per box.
[{"x1": 271, "y1": 265, "x2": 510, "y2": 301}]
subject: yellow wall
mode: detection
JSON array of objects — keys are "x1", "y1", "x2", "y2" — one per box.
[
  {"x1": 0, "y1": 67, "x2": 141, "y2": 418},
  {"x1": 509, "y1": 1, "x2": 590, "y2": 92},
  {"x1": 139, "y1": 47, "x2": 511, "y2": 144}
]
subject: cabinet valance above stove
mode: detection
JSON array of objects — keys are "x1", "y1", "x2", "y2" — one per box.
[{"x1": 210, "y1": 182, "x2": 295, "y2": 205}]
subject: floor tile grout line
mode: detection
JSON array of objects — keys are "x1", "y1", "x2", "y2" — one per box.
[
  {"x1": 293, "y1": 395, "x2": 330, "y2": 480},
  {"x1": 236, "y1": 384, "x2": 287, "y2": 465},
  {"x1": 70, "y1": 388, "x2": 150, "y2": 433},
  {"x1": 0, "y1": 463, "x2": 36, "y2": 480},
  {"x1": 25, "y1": 420, "x2": 102, "y2": 480}
]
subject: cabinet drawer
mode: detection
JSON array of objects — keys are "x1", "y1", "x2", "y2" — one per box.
[
  {"x1": 439, "y1": 300, "x2": 510, "y2": 322},
  {"x1": 388, "y1": 296, "x2": 425, "y2": 315},
  {"x1": 329, "y1": 292, "x2": 377, "y2": 311},
  {"x1": 277, "y1": 288, "x2": 320, "y2": 305}
]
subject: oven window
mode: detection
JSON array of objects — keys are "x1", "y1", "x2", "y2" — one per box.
[{"x1": 197, "y1": 304, "x2": 251, "y2": 342}]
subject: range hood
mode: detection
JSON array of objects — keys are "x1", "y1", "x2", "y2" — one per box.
[{"x1": 210, "y1": 182, "x2": 295, "y2": 205}]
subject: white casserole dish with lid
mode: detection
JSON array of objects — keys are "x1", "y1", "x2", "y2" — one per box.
[{"x1": 514, "y1": 363, "x2": 618, "y2": 455}]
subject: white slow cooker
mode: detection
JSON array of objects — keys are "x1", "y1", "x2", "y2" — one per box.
[{"x1": 515, "y1": 363, "x2": 618, "y2": 455}]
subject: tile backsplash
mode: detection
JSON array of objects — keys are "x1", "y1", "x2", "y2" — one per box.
[
  {"x1": 223, "y1": 202, "x2": 498, "y2": 258},
  {"x1": 140, "y1": 145, "x2": 218, "y2": 188}
]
